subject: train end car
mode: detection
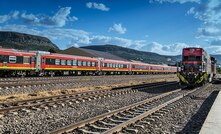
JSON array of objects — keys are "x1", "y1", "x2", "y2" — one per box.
[{"x1": 177, "y1": 47, "x2": 216, "y2": 87}]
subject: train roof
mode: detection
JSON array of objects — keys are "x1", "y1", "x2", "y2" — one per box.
[{"x1": 0, "y1": 48, "x2": 36, "y2": 55}]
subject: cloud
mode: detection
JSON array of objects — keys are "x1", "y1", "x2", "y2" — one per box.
[
  {"x1": 187, "y1": 0, "x2": 221, "y2": 41},
  {"x1": 0, "y1": 11, "x2": 19, "y2": 23},
  {"x1": 205, "y1": 46, "x2": 221, "y2": 54},
  {"x1": 21, "y1": 7, "x2": 77, "y2": 27},
  {"x1": 0, "y1": 24, "x2": 204, "y2": 55},
  {"x1": 108, "y1": 23, "x2": 127, "y2": 34},
  {"x1": 86, "y1": 2, "x2": 110, "y2": 11},
  {"x1": 211, "y1": 39, "x2": 221, "y2": 46},
  {"x1": 141, "y1": 42, "x2": 199, "y2": 55},
  {"x1": 149, "y1": 0, "x2": 201, "y2": 4},
  {"x1": 0, "y1": 7, "x2": 77, "y2": 27}
]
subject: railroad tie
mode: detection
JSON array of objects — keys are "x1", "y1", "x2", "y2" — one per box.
[
  {"x1": 144, "y1": 117, "x2": 155, "y2": 122},
  {"x1": 89, "y1": 124, "x2": 109, "y2": 131},
  {"x1": 123, "y1": 128, "x2": 138, "y2": 133},
  {"x1": 119, "y1": 112, "x2": 134, "y2": 118},
  {"x1": 20, "y1": 108, "x2": 31, "y2": 113},
  {"x1": 31, "y1": 107, "x2": 41, "y2": 111},
  {"x1": 134, "y1": 124, "x2": 145, "y2": 129},
  {"x1": 139, "y1": 121, "x2": 151, "y2": 125},
  {"x1": 108, "y1": 118, "x2": 125, "y2": 123},
  {"x1": 153, "y1": 113, "x2": 163, "y2": 116},
  {"x1": 126, "y1": 111, "x2": 140, "y2": 115},
  {"x1": 78, "y1": 128, "x2": 100, "y2": 134},
  {"x1": 137, "y1": 107, "x2": 148, "y2": 111},
  {"x1": 149, "y1": 115, "x2": 160, "y2": 119},
  {"x1": 114, "y1": 115, "x2": 131, "y2": 120},
  {"x1": 98, "y1": 121, "x2": 116, "y2": 126}
]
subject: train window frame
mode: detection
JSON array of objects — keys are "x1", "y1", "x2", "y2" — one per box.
[
  {"x1": 61, "y1": 59, "x2": 66, "y2": 65},
  {"x1": 0, "y1": 55, "x2": 8, "y2": 63},
  {"x1": 55, "y1": 59, "x2": 60, "y2": 65},
  {"x1": 9, "y1": 56, "x2": 16, "y2": 63},
  {"x1": 88, "y1": 61, "x2": 91, "y2": 66},
  {"x1": 78, "y1": 61, "x2": 82, "y2": 66},
  {"x1": 67, "y1": 60, "x2": 72, "y2": 66},
  {"x1": 16, "y1": 56, "x2": 23, "y2": 64},
  {"x1": 83, "y1": 61, "x2": 86, "y2": 66},
  {"x1": 31, "y1": 56, "x2": 35, "y2": 63},
  {"x1": 72, "y1": 59, "x2": 77, "y2": 66},
  {"x1": 23, "y1": 56, "x2": 30, "y2": 64},
  {"x1": 92, "y1": 62, "x2": 95, "y2": 67}
]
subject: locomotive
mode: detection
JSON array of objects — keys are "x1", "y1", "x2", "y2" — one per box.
[
  {"x1": 0, "y1": 47, "x2": 177, "y2": 77},
  {"x1": 177, "y1": 48, "x2": 216, "y2": 87}
]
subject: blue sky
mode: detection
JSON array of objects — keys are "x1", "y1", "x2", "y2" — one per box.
[{"x1": 0, "y1": 0, "x2": 221, "y2": 55}]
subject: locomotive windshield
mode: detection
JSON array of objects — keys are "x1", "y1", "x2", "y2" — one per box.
[{"x1": 183, "y1": 56, "x2": 201, "y2": 61}]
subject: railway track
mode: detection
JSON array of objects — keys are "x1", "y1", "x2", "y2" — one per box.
[
  {"x1": 49, "y1": 84, "x2": 211, "y2": 134},
  {"x1": 0, "y1": 74, "x2": 175, "y2": 83},
  {"x1": 0, "y1": 81, "x2": 178, "y2": 115},
  {"x1": 0, "y1": 75, "x2": 176, "y2": 89}
]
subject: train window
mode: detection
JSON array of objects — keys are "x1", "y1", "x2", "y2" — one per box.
[
  {"x1": 55, "y1": 59, "x2": 60, "y2": 65},
  {"x1": 113, "y1": 64, "x2": 115, "y2": 68},
  {"x1": 78, "y1": 61, "x2": 82, "y2": 66},
  {"x1": 107, "y1": 63, "x2": 109, "y2": 67},
  {"x1": 110, "y1": 63, "x2": 113, "y2": 68},
  {"x1": 9, "y1": 56, "x2": 16, "y2": 63},
  {"x1": 121, "y1": 64, "x2": 123, "y2": 68},
  {"x1": 23, "y1": 57, "x2": 30, "y2": 64},
  {"x1": 123, "y1": 64, "x2": 128, "y2": 68},
  {"x1": 31, "y1": 56, "x2": 35, "y2": 63},
  {"x1": 92, "y1": 62, "x2": 95, "y2": 67},
  {"x1": 88, "y1": 62, "x2": 91, "y2": 66},
  {"x1": 0, "y1": 55, "x2": 8, "y2": 63},
  {"x1": 46, "y1": 58, "x2": 55, "y2": 65},
  {"x1": 67, "y1": 60, "x2": 72, "y2": 66},
  {"x1": 61, "y1": 60, "x2": 66, "y2": 65},
  {"x1": 83, "y1": 61, "x2": 86, "y2": 66},
  {"x1": 16, "y1": 56, "x2": 23, "y2": 64},
  {"x1": 72, "y1": 59, "x2": 77, "y2": 66}
]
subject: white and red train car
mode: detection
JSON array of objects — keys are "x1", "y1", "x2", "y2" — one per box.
[{"x1": 0, "y1": 47, "x2": 176, "y2": 77}]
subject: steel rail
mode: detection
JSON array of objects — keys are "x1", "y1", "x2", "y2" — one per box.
[
  {"x1": 0, "y1": 81, "x2": 178, "y2": 114},
  {"x1": 49, "y1": 88, "x2": 182, "y2": 134}
]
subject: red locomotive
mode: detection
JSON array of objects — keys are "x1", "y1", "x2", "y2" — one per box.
[
  {"x1": 0, "y1": 47, "x2": 176, "y2": 77},
  {"x1": 177, "y1": 48, "x2": 216, "y2": 86}
]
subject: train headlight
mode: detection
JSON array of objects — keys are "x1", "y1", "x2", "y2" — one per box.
[
  {"x1": 181, "y1": 65, "x2": 184, "y2": 71},
  {"x1": 199, "y1": 65, "x2": 202, "y2": 71}
]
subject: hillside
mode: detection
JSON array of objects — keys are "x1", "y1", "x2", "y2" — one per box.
[
  {"x1": 0, "y1": 31, "x2": 59, "y2": 51},
  {"x1": 81, "y1": 45, "x2": 179, "y2": 65}
]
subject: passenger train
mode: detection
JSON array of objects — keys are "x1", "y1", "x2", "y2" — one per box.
[{"x1": 0, "y1": 47, "x2": 177, "y2": 77}]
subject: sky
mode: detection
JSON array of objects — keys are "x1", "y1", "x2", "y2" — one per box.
[{"x1": 0, "y1": 0, "x2": 221, "y2": 55}]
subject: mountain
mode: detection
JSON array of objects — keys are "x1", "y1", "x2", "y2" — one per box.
[
  {"x1": 81, "y1": 45, "x2": 179, "y2": 65},
  {"x1": 81, "y1": 45, "x2": 221, "y2": 65},
  {"x1": 61, "y1": 47, "x2": 127, "y2": 61},
  {"x1": 0, "y1": 31, "x2": 59, "y2": 51},
  {"x1": 211, "y1": 55, "x2": 221, "y2": 65}
]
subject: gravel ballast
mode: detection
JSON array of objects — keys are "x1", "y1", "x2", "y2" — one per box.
[{"x1": 0, "y1": 84, "x2": 178, "y2": 133}]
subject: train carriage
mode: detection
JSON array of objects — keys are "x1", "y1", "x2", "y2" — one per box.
[
  {"x1": 0, "y1": 48, "x2": 36, "y2": 76},
  {"x1": 100, "y1": 59, "x2": 131, "y2": 74},
  {"x1": 41, "y1": 53, "x2": 98, "y2": 76}
]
